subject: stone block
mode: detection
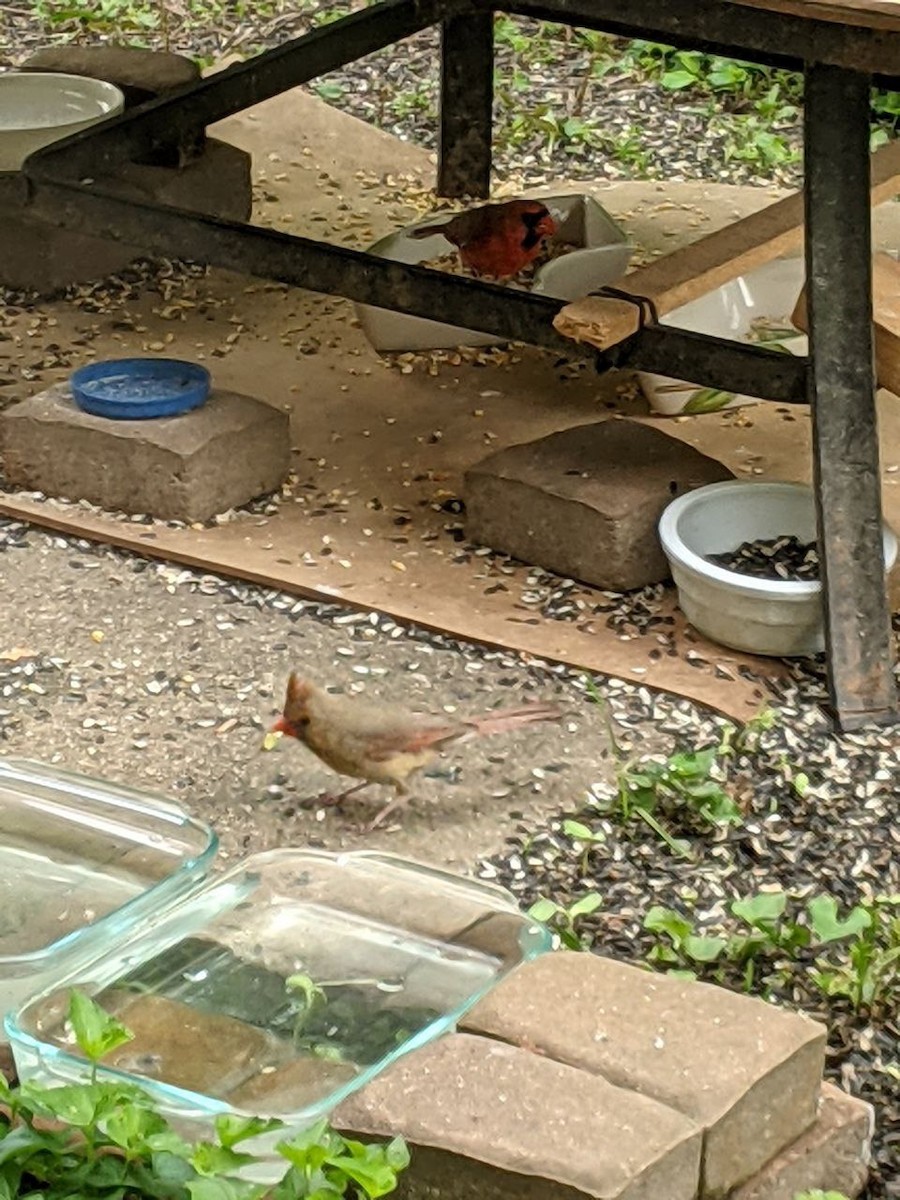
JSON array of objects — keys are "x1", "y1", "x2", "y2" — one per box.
[
  {"x1": 21, "y1": 46, "x2": 201, "y2": 106},
  {"x1": 729, "y1": 1084, "x2": 874, "y2": 1200},
  {"x1": 21, "y1": 46, "x2": 204, "y2": 167},
  {"x1": 334, "y1": 1032, "x2": 702, "y2": 1200},
  {"x1": 0, "y1": 139, "x2": 251, "y2": 295},
  {"x1": 0, "y1": 383, "x2": 290, "y2": 523},
  {"x1": 464, "y1": 418, "x2": 733, "y2": 590},
  {"x1": 461, "y1": 953, "x2": 826, "y2": 1197}
]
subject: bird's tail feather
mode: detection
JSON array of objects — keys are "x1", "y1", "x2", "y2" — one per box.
[
  {"x1": 466, "y1": 702, "x2": 563, "y2": 739},
  {"x1": 408, "y1": 222, "x2": 452, "y2": 240}
]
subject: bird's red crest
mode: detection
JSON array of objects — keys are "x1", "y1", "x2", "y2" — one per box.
[{"x1": 285, "y1": 672, "x2": 312, "y2": 715}]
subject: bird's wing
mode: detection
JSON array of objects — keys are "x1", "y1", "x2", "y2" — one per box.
[{"x1": 363, "y1": 717, "x2": 465, "y2": 761}]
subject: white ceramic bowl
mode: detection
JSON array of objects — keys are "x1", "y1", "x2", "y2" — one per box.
[
  {"x1": 355, "y1": 193, "x2": 632, "y2": 352},
  {"x1": 658, "y1": 480, "x2": 898, "y2": 657},
  {"x1": 639, "y1": 257, "x2": 808, "y2": 416},
  {"x1": 0, "y1": 72, "x2": 125, "y2": 172}
]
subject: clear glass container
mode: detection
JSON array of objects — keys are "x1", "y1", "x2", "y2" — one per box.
[
  {"x1": 0, "y1": 758, "x2": 218, "y2": 1019},
  {"x1": 6, "y1": 849, "x2": 552, "y2": 1166}
]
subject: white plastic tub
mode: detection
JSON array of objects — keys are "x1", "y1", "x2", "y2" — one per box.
[
  {"x1": 639, "y1": 258, "x2": 807, "y2": 416},
  {"x1": 355, "y1": 192, "x2": 632, "y2": 352},
  {"x1": 658, "y1": 481, "x2": 898, "y2": 656},
  {"x1": 0, "y1": 72, "x2": 124, "y2": 172}
]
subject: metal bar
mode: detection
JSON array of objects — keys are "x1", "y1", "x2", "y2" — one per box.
[
  {"x1": 438, "y1": 10, "x2": 494, "y2": 197},
  {"x1": 804, "y1": 63, "x2": 898, "y2": 729},
  {"x1": 26, "y1": 0, "x2": 460, "y2": 177},
  {"x1": 605, "y1": 326, "x2": 808, "y2": 403},
  {"x1": 25, "y1": 180, "x2": 577, "y2": 351},
  {"x1": 489, "y1": 0, "x2": 900, "y2": 81}
]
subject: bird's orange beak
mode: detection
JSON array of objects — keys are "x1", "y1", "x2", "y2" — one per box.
[{"x1": 270, "y1": 715, "x2": 296, "y2": 738}]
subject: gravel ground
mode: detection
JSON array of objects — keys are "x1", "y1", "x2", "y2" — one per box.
[
  {"x1": 1, "y1": 3, "x2": 806, "y2": 189},
  {"x1": 0, "y1": 515, "x2": 897, "y2": 1197}
]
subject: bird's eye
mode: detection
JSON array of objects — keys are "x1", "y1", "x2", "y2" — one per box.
[{"x1": 297, "y1": 716, "x2": 310, "y2": 727}]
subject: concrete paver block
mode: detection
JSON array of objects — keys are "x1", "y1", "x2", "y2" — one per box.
[
  {"x1": 21, "y1": 46, "x2": 201, "y2": 106},
  {"x1": 463, "y1": 418, "x2": 733, "y2": 591},
  {"x1": 730, "y1": 1083, "x2": 874, "y2": 1200},
  {"x1": 0, "y1": 139, "x2": 251, "y2": 295},
  {"x1": 462, "y1": 953, "x2": 826, "y2": 1197},
  {"x1": 334, "y1": 1032, "x2": 702, "y2": 1200},
  {"x1": 0, "y1": 383, "x2": 290, "y2": 523}
]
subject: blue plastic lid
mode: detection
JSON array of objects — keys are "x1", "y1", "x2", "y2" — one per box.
[{"x1": 70, "y1": 358, "x2": 211, "y2": 420}]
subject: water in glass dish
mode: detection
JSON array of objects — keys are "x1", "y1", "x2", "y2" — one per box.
[{"x1": 37, "y1": 901, "x2": 500, "y2": 1113}]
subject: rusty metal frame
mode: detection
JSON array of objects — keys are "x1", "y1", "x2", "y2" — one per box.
[{"x1": 14, "y1": 0, "x2": 900, "y2": 728}]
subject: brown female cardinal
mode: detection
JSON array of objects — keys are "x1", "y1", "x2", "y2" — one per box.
[
  {"x1": 270, "y1": 674, "x2": 562, "y2": 829},
  {"x1": 408, "y1": 198, "x2": 557, "y2": 279}
]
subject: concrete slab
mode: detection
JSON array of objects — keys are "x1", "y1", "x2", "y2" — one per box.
[
  {"x1": 0, "y1": 384, "x2": 290, "y2": 522},
  {"x1": 465, "y1": 418, "x2": 734, "y2": 590}
]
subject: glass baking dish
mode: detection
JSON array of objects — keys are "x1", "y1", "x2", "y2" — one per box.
[
  {"x1": 0, "y1": 758, "x2": 218, "y2": 1019},
  {"x1": 6, "y1": 848, "x2": 552, "y2": 1168}
]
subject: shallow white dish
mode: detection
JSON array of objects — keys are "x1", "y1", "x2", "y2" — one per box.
[
  {"x1": 355, "y1": 192, "x2": 632, "y2": 352},
  {"x1": 658, "y1": 480, "x2": 898, "y2": 657},
  {"x1": 0, "y1": 71, "x2": 124, "y2": 172},
  {"x1": 639, "y1": 257, "x2": 808, "y2": 416}
]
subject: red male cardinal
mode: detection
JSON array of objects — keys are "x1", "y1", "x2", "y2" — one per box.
[
  {"x1": 409, "y1": 198, "x2": 557, "y2": 279},
  {"x1": 270, "y1": 674, "x2": 562, "y2": 829}
]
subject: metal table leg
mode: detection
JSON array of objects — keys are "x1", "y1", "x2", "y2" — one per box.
[
  {"x1": 438, "y1": 10, "x2": 494, "y2": 197},
  {"x1": 804, "y1": 63, "x2": 898, "y2": 729}
]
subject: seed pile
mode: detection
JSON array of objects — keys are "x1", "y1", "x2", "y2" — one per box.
[
  {"x1": 707, "y1": 535, "x2": 820, "y2": 581},
  {"x1": 420, "y1": 239, "x2": 579, "y2": 286}
]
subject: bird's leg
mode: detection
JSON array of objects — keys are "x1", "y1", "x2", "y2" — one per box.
[
  {"x1": 362, "y1": 795, "x2": 408, "y2": 833},
  {"x1": 304, "y1": 780, "x2": 372, "y2": 808},
  {"x1": 361, "y1": 780, "x2": 411, "y2": 833}
]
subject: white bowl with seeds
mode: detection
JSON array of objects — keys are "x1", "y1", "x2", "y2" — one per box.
[
  {"x1": 355, "y1": 192, "x2": 631, "y2": 352},
  {"x1": 658, "y1": 480, "x2": 898, "y2": 657}
]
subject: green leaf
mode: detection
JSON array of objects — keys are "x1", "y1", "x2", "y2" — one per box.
[
  {"x1": 562, "y1": 819, "x2": 597, "y2": 841},
  {"x1": 682, "y1": 387, "x2": 737, "y2": 414},
  {"x1": 791, "y1": 771, "x2": 810, "y2": 797},
  {"x1": 0, "y1": 1122, "x2": 60, "y2": 1168},
  {"x1": 187, "y1": 1180, "x2": 257, "y2": 1200},
  {"x1": 277, "y1": 1121, "x2": 335, "y2": 1170},
  {"x1": 67, "y1": 990, "x2": 133, "y2": 1063},
  {"x1": 667, "y1": 748, "x2": 717, "y2": 778},
  {"x1": 683, "y1": 935, "x2": 728, "y2": 963},
  {"x1": 19, "y1": 1083, "x2": 98, "y2": 1128},
  {"x1": 191, "y1": 1142, "x2": 256, "y2": 1178},
  {"x1": 215, "y1": 1114, "x2": 285, "y2": 1151},
  {"x1": 326, "y1": 1143, "x2": 407, "y2": 1199},
  {"x1": 568, "y1": 893, "x2": 603, "y2": 918},
  {"x1": 385, "y1": 1137, "x2": 410, "y2": 1171},
  {"x1": 807, "y1": 896, "x2": 873, "y2": 944},
  {"x1": 103, "y1": 1103, "x2": 169, "y2": 1152},
  {"x1": 731, "y1": 891, "x2": 787, "y2": 930},
  {"x1": 315, "y1": 82, "x2": 346, "y2": 102},
  {"x1": 661, "y1": 68, "x2": 699, "y2": 89},
  {"x1": 285, "y1": 974, "x2": 324, "y2": 1009},
  {"x1": 150, "y1": 1149, "x2": 200, "y2": 1189},
  {"x1": 644, "y1": 906, "x2": 693, "y2": 946},
  {"x1": 528, "y1": 898, "x2": 559, "y2": 922}
]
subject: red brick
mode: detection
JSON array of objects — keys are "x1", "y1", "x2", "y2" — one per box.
[
  {"x1": 462, "y1": 953, "x2": 826, "y2": 1196},
  {"x1": 335, "y1": 1032, "x2": 702, "y2": 1200}
]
